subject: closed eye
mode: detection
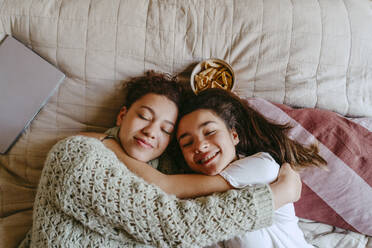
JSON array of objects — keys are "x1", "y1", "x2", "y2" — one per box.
[
  {"x1": 138, "y1": 114, "x2": 151, "y2": 121},
  {"x1": 161, "y1": 128, "x2": 172, "y2": 135},
  {"x1": 180, "y1": 140, "x2": 193, "y2": 148},
  {"x1": 205, "y1": 130, "x2": 216, "y2": 136},
  {"x1": 182, "y1": 142, "x2": 192, "y2": 148}
]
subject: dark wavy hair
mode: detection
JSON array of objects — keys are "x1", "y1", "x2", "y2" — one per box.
[
  {"x1": 179, "y1": 88, "x2": 327, "y2": 170},
  {"x1": 124, "y1": 71, "x2": 184, "y2": 110}
]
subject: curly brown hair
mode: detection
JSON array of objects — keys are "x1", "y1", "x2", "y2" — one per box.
[{"x1": 124, "y1": 71, "x2": 184, "y2": 110}]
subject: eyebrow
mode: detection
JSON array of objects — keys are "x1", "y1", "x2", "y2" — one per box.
[
  {"x1": 177, "y1": 121, "x2": 216, "y2": 142},
  {"x1": 139, "y1": 105, "x2": 175, "y2": 126}
]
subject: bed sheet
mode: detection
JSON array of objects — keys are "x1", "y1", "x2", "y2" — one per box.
[{"x1": 299, "y1": 218, "x2": 372, "y2": 248}]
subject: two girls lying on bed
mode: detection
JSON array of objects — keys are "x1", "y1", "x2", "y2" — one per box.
[
  {"x1": 89, "y1": 80, "x2": 328, "y2": 247},
  {"x1": 27, "y1": 72, "x2": 302, "y2": 247}
]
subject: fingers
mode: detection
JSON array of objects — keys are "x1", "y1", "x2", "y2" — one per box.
[
  {"x1": 278, "y1": 162, "x2": 302, "y2": 203},
  {"x1": 282, "y1": 162, "x2": 291, "y2": 168},
  {"x1": 278, "y1": 163, "x2": 294, "y2": 178},
  {"x1": 279, "y1": 163, "x2": 292, "y2": 173}
]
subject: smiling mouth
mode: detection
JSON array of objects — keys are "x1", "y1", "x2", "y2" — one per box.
[
  {"x1": 134, "y1": 137, "x2": 153, "y2": 149},
  {"x1": 197, "y1": 151, "x2": 220, "y2": 165}
]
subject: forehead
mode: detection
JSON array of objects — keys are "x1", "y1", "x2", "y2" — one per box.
[
  {"x1": 177, "y1": 109, "x2": 224, "y2": 133},
  {"x1": 131, "y1": 93, "x2": 178, "y2": 118}
]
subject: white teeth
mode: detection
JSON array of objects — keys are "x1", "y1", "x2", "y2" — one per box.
[{"x1": 200, "y1": 152, "x2": 218, "y2": 164}]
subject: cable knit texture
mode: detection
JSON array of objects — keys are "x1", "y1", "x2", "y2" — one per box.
[{"x1": 29, "y1": 136, "x2": 273, "y2": 247}]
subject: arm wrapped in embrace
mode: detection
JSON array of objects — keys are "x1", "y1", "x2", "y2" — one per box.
[{"x1": 30, "y1": 135, "x2": 273, "y2": 247}]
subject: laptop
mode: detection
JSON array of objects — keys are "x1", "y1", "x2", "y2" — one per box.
[{"x1": 0, "y1": 36, "x2": 65, "y2": 154}]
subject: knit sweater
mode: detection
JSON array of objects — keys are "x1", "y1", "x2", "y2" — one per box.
[{"x1": 28, "y1": 136, "x2": 273, "y2": 247}]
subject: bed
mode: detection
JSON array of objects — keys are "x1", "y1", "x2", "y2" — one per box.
[{"x1": 0, "y1": 0, "x2": 371, "y2": 247}]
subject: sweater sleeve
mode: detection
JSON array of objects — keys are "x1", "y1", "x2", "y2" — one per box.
[{"x1": 46, "y1": 136, "x2": 273, "y2": 247}]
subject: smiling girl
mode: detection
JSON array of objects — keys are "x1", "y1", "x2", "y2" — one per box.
[{"x1": 174, "y1": 89, "x2": 327, "y2": 247}]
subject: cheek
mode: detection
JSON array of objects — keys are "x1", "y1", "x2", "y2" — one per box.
[
  {"x1": 121, "y1": 118, "x2": 138, "y2": 133},
  {"x1": 118, "y1": 124, "x2": 129, "y2": 142},
  {"x1": 181, "y1": 149, "x2": 193, "y2": 163},
  {"x1": 131, "y1": 118, "x2": 146, "y2": 130},
  {"x1": 158, "y1": 135, "x2": 171, "y2": 149},
  {"x1": 222, "y1": 143, "x2": 237, "y2": 162}
]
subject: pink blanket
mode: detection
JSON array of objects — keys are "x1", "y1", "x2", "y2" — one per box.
[{"x1": 245, "y1": 98, "x2": 372, "y2": 236}]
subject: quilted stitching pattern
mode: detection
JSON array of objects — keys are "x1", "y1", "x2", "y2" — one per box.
[
  {"x1": 0, "y1": 0, "x2": 371, "y2": 246},
  {"x1": 1, "y1": 0, "x2": 371, "y2": 114}
]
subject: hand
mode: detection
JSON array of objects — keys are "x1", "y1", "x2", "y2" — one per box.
[
  {"x1": 269, "y1": 163, "x2": 302, "y2": 209},
  {"x1": 278, "y1": 163, "x2": 302, "y2": 202}
]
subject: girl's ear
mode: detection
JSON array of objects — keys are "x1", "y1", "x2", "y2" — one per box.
[
  {"x1": 116, "y1": 106, "x2": 128, "y2": 126},
  {"x1": 231, "y1": 129, "x2": 240, "y2": 146}
]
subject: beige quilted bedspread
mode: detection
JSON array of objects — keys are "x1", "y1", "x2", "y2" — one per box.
[{"x1": 0, "y1": 0, "x2": 371, "y2": 247}]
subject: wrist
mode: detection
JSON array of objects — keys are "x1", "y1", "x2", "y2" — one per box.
[{"x1": 270, "y1": 181, "x2": 285, "y2": 210}]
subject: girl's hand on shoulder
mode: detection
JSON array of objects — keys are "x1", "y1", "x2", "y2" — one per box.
[
  {"x1": 270, "y1": 163, "x2": 302, "y2": 209},
  {"x1": 278, "y1": 163, "x2": 302, "y2": 202}
]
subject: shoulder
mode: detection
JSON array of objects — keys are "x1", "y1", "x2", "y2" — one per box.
[
  {"x1": 248, "y1": 152, "x2": 276, "y2": 162},
  {"x1": 45, "y1": 135, "x2": 114, "y2": 172},
  {"x1": 49, "y1": 135, "x2": 105, "y2": 156},
  {"x1": 222, "y1": 152, "x2": 280, "y2": 186},
  {"x1": 235, "y1": 152, "x2": 279, "y2": 170},
  {"x1": 56, "y1": 134, "x2": 103, "y2": 146}
]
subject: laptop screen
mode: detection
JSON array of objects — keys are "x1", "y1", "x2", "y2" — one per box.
[{"x1": 0, "y1": 36, "x2": 65, "y2": 154}]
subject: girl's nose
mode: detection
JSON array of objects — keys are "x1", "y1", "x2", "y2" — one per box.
[
  {"x1": 195, "y1": 140, "x2": 209, "y2": 153},
  {"x1": 142, "y1": 124, "x2": 157, "y2": 139}
]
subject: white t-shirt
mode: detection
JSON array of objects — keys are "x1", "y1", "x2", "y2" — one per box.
[{"x1": 211, "y1": 152, "x2": 313, "y2": 248}]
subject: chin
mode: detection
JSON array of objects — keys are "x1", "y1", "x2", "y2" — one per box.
[{"x1": 128, "y1": 151, "x2": 150, "y2": 162}]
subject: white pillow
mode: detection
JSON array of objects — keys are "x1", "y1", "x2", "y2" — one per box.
[{"x1": 1, "y1": 0, "x2": 371, "y2": 117}]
